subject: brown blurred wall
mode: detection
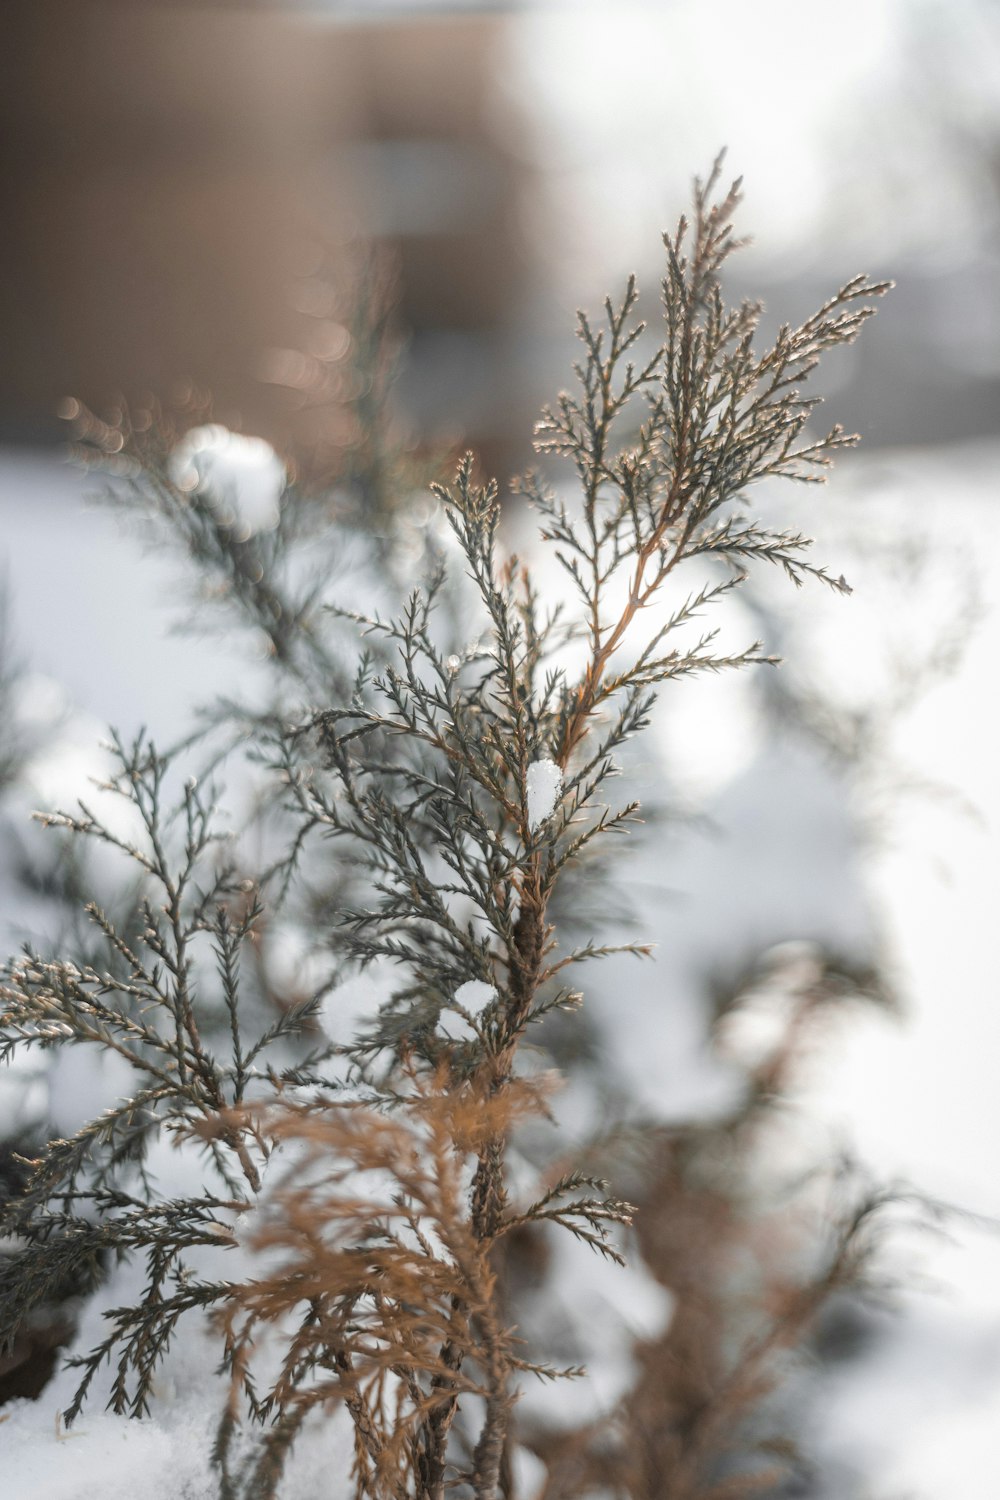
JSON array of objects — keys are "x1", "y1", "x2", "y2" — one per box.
[{"x1": 0, "y1": 3, "x2": 533, "y2": 475}]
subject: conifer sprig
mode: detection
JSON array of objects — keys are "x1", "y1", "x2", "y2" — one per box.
[{"x1": 0, "y1": 164, "x2": 890, "y2": 1499}]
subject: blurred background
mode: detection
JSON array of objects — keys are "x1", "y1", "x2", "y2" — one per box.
[
  {"x1": 2, "y1": 0, "x2": 999, "y2": 464},
  {"x1": 2, "y1": 1, "x2": 1000, "y2": 1494}
]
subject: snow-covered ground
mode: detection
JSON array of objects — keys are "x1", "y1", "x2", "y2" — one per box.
[{"x1": 2, "y1": 442, "x2": 999, "y2": 1496}]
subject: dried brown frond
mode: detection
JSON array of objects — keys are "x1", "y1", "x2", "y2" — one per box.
[{"x1": 218, "y1": 1068, "x2": 552, "y2": 1500}]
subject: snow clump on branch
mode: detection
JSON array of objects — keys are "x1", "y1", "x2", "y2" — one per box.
[
  {"x1": 452, "y1": 979, "x2": 496, "y2": 1013},
  {"x1": 169, "y1": 424, "x2": 285, "y2": 535},
  {"x1": 526, "y1": 757, "x2": 562, "y2": 831}
]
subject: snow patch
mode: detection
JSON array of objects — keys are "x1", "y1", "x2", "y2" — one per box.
[
  {"x1": 442, "y1": 978, "x2": 496, "y2": 1040},
  {"x1": 169, "y1": 426, "x2": 285, "y2": 536},
  {"x1": 526, "y1": 758, "x2": 562, "y2": 830},
  {"x1": 452, "y1": 979, "x2": 496, "y2": 1012}
]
